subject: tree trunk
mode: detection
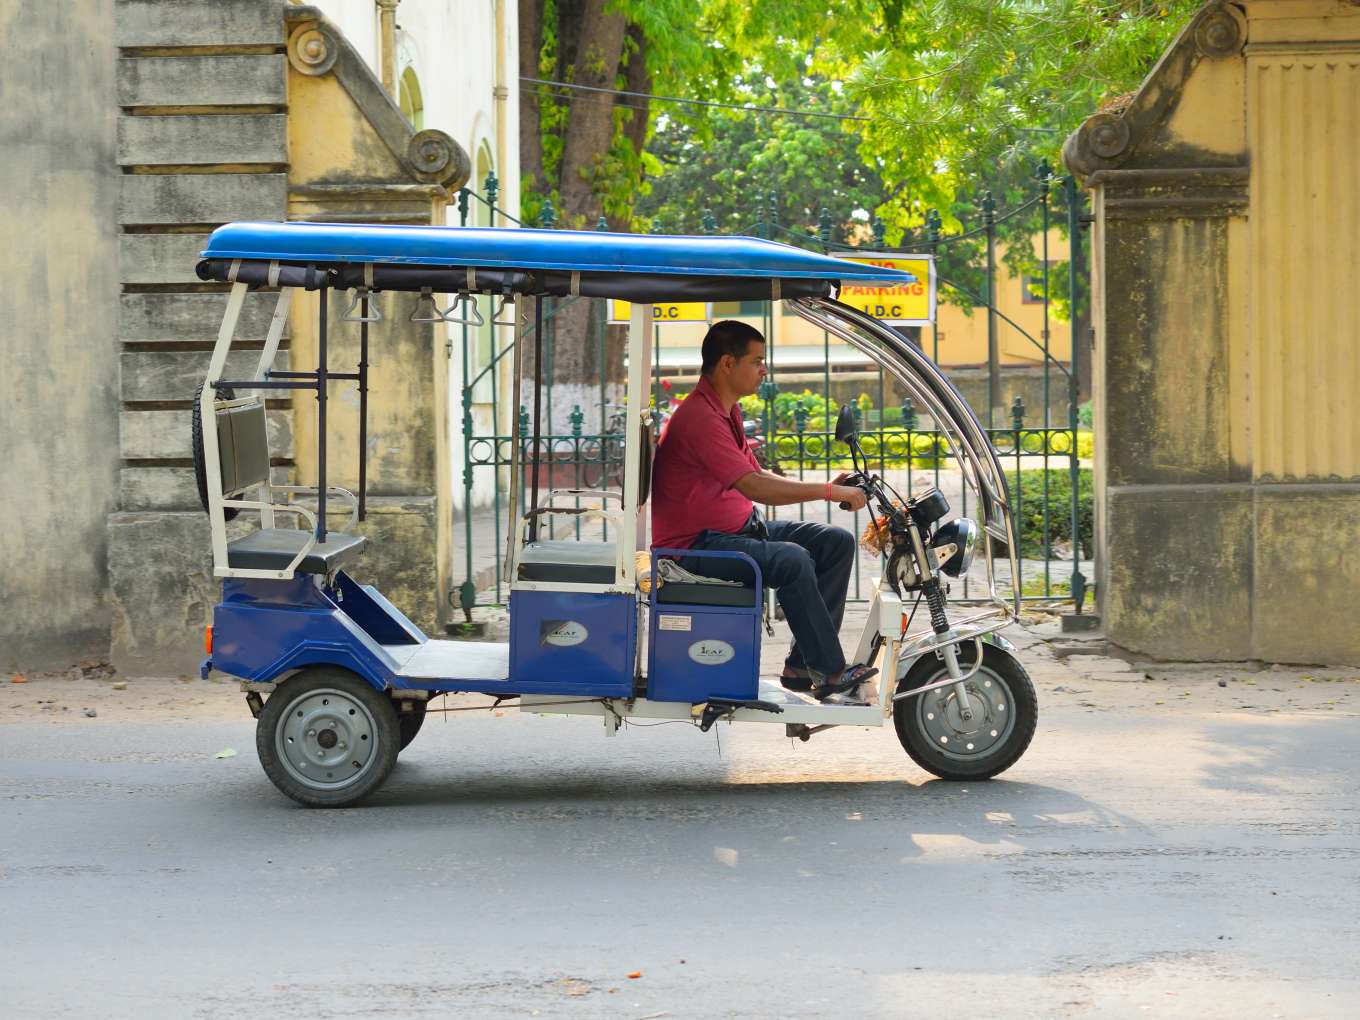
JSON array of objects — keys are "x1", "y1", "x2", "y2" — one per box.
[
  {"x1": 620, "y1": 23, "x2": 650, "y2": 165},
  {"x1": 517, "y1": 0, "x2": 545, "y2": 198},
  {"x1": 557, "y1": 0, "x2": 628, "y2": 226},
  {"x1": 520, "y1": 1, "x2": 646, "y2": 431}
]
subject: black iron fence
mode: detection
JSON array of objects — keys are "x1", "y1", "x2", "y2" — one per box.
[{"x1": 453, "y1": 170, "x2": 1093, "y2": 616}]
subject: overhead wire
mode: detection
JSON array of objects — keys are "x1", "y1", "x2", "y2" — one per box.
[{"x1": 521, "y1": 76, "x2": 872, "y2": 123}]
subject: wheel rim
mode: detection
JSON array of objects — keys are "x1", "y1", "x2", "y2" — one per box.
[
  {"x1": 274, "y1": 687, "x2": 380, "y2": 791},
  {"x1": 914, "y1": 665, "x2": 1017, "y2": 762}
]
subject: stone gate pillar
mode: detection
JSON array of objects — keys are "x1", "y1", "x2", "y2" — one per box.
[{"x1": 1064, "y1": 0, "x2": 1360, "y2": 665}]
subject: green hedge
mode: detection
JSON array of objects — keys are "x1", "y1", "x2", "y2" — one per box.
[
  {"x1": 1013, "y1": 468, "x2": 1093, "y2": 559},
  {"x1": 765, "y1": 429, "x2": 1092, "y2": 467}
]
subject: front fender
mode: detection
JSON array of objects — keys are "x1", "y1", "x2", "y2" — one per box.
[
  {"x1": 894, "y1": 630, "x2": 1018, "y2": 686},
  {"x1": 892, "y1": 631, "x2": 1022, "y2": 696}
]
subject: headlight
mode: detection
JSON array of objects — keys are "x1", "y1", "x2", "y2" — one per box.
[{"x1": 931, "y1": 518, "x2": 978, "y2": 578}]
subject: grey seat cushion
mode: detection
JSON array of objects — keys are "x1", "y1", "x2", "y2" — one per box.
[
  {"x1": 656, "y1": 582, "x2": 757, "y2": 608},
  {"x1": 227, "y1": 528, "x2": 367, "y2": 574},
  {"x1": 517, "y1": 540, "x2": 617, "y2": 584}
]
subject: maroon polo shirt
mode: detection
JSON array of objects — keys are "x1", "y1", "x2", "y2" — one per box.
[{"x1": 651, "y1": 375, "x2": 761, "y2": 550}]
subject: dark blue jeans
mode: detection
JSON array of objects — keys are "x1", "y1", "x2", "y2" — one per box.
[{"x1": 678, "y1": 519, "x2": 855, "y2": 680}]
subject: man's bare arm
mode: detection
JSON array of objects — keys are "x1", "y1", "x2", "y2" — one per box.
[{"x1": 733, "y1": 470, "x2": 867, "y2": 511}]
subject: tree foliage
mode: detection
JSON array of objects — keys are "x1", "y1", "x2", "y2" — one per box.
[
  {"x1": 838, "y1": 0, "x2": 1204, "y2": 234},
  {"x1": 636, "y1": 73, "x2": 887, "y2": 243},
  {"x1": 518, "y1": 1, "x2": 1207, "y2": 382}
]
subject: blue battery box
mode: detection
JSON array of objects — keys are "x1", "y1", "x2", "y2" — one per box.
[
  {"x1": 509, "y1": 589, "x2": 637, "y2": 697},
  {"x1": 646, "y1": 549, "x2": 763, "y2": 704}
]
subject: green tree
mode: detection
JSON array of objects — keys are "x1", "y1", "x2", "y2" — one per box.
[
  {"x1": 692, "y1": 0, "x2": 1203, "y2": 302},
  {"x1": 636, "y1": 72, "x2": 887, "y2": 244}
]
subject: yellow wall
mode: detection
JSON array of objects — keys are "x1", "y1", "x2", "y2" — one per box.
[{"x1": 1246, "y1": 30, "x2": 1360, "y2": 480}]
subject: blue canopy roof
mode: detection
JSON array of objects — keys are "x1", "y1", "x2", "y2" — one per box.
[{"x1": 201, "y1": 221, "x2": 916, "y2": 285}]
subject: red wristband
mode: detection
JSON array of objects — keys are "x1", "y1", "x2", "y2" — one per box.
[{"x1": 825, "y1": 482, "x2": 833, "y2": 501}]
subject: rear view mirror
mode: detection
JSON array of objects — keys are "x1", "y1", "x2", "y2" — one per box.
[{"x1": 834, "y1": 404, "x2": 858, "y2": 443}]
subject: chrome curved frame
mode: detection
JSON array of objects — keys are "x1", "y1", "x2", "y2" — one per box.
[{"x1": 789, "y1": 297, "x2": 1022, "y2": 617}]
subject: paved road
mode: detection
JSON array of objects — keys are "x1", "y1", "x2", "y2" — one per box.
[{"x1": 2, "y1": 643, "x2": 1359, "y2": 1018}]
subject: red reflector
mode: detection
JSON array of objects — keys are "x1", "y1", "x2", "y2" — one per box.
[{"x1": 205, "y1": 625, "x2": 213, "y2": 656}]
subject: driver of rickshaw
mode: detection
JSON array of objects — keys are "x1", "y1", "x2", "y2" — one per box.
[{"x1": 651, "y1": 320, "x2": 879, "y2": 701}]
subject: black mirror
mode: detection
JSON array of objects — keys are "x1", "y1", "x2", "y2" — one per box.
[{"x1": 834, "y1": 404, "x2": 858, "y2": 443}]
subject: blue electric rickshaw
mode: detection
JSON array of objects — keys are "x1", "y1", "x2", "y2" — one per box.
[{"x1": 193, "y1": 222, "x2": 1037, "y2": 806}]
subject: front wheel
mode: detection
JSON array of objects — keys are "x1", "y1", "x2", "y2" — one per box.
[
  {"x1": 893, "y1": 642, "x2": 1037, "y2": 780},
  {"x1": 256, "y1": 667, "x2": 400, "y2": 807}
]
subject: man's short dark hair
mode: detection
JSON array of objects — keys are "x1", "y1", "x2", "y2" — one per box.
[{"x1": 701, "y1": 320, "x2": 765, "y2": 375}]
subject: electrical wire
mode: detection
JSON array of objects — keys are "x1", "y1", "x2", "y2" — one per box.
[
  {"x1": 424, "y1": 696, "x2": 606, "y2": 715},
  {"x1": 521, "y1": 76, "x2": 871, "y2": 123},
  {"x1": 623, "y1": 718, "x2": 699, "y2": 728}
]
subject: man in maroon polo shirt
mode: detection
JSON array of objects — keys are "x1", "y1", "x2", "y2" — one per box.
[{"x1": 651, "y1": 320, "x2": 877, "y2": 700}]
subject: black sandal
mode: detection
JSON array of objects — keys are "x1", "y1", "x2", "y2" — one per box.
[{"x1": 812, "y1": 663, "x2": 878, "y2": 700}]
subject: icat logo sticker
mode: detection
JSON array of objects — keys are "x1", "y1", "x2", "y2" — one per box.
[
  {"x1": 541, "y1": 620, "x2": 588, "y2": 647},
  {"x1": 688, "y1": 640, "x2": 735, "y2": 666}
]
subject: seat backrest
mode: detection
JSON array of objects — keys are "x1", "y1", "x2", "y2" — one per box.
[{"x1": 216, "y1": 399, "x2": 270, "y2": 497}]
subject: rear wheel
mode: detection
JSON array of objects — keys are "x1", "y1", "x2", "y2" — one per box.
[
  {"x1": 256, "y1": 667, "x2": 399, "y2": 807},
  {"x1": 893, "y1": 642, "x2": 1037, "y2": 780},
  {"x1": 397, "y1": 701, "x2": 427, "y2": 751}
]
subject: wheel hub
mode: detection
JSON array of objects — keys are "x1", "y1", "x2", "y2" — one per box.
[
  {"x1": 276, "y1": 689, "x2": 378, "y2": 790},
  {"x1": 916, "y1": 669, "x2": 1015, "y2": 761}
]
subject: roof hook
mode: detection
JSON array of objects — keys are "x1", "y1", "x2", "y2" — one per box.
[
  {"x1": 410, "y1": 287, "x2": 486, "y2": 327},
  {"x1": 491, "y1": 294, "x2": 516, "y2": 327},
  {"x1": 445, "y1": 293, "x2": 486, "y2": 328},
  {"x1": 342, "y1": 264, "x2": 383, "y2": 323},
  {"x1": 410, "y1": 287, "x2": 447, "y2": 323}
]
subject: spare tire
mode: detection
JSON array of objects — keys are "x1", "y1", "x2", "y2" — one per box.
[{"x1": 191, "y1": 382, "x2": 239, "y2": 521}]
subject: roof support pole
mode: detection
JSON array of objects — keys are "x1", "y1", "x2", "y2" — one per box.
[
  {"x1": 504, "y1": 300, "x2": 525, "y2": 580},
  {"x1": 529, "y1": 295, "x2": 544, "y2": 543},
  {"x1": 358, "y1": 296, "x2": 369, "y2": 522},
  {"x1": 203, "y1": 282, "x2": 249, "y2": 576},
  {"x1": 618, "y1": 300, "x2": 655, "y2": 587},
  {"x1": 316, "y1": 281, "x2": 329, "y2": 543}
]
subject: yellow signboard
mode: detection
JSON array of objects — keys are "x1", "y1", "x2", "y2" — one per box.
[
  {"x1": 607, "y1": 299, "x2": 709, "y2": 324},
  {"x1": 834, "y1": 254, "x2": 936, "y2": 325}
]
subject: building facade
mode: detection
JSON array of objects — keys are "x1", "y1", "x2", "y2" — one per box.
[{"x1": 0, "y1": 0, "x2": 518, "y2": 675}]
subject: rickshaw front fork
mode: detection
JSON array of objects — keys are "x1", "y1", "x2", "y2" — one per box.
[{"x1": 922, "y1": 575, "x2": 976, "y2": 721}]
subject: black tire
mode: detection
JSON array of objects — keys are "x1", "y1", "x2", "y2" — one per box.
[
  {"x1": 191, "y1": 381, "x2": 239, "y2": 521},
  {"x1": 893, "y1": 642, "x2": 1037, "y2": 780},
  {"x1": 397, "y1": 701, "x2": 427, "y2": 751},
  {"x1": 256, "y1": 668, "x2": 400, "y2": 807}
]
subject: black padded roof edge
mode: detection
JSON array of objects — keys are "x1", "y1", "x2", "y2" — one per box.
[{"x1": 196, "y1": 258, "x2": 835, "y2": 302}]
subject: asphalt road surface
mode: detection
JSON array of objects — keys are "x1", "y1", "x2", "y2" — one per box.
[{"x1": 2, "y1": 642, "x2": 1359, "y2": 1019}]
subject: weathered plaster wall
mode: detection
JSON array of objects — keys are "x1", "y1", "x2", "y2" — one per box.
[
  {"x1": 1067, "y1": 0, "x2": 1360, "y2": 665},
  {"x1": 106, "y1": 2, "x2": 469, "y2": 673},
  {"x1": 0, "y1": 1, "x2": 120, "y2": 669}
]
